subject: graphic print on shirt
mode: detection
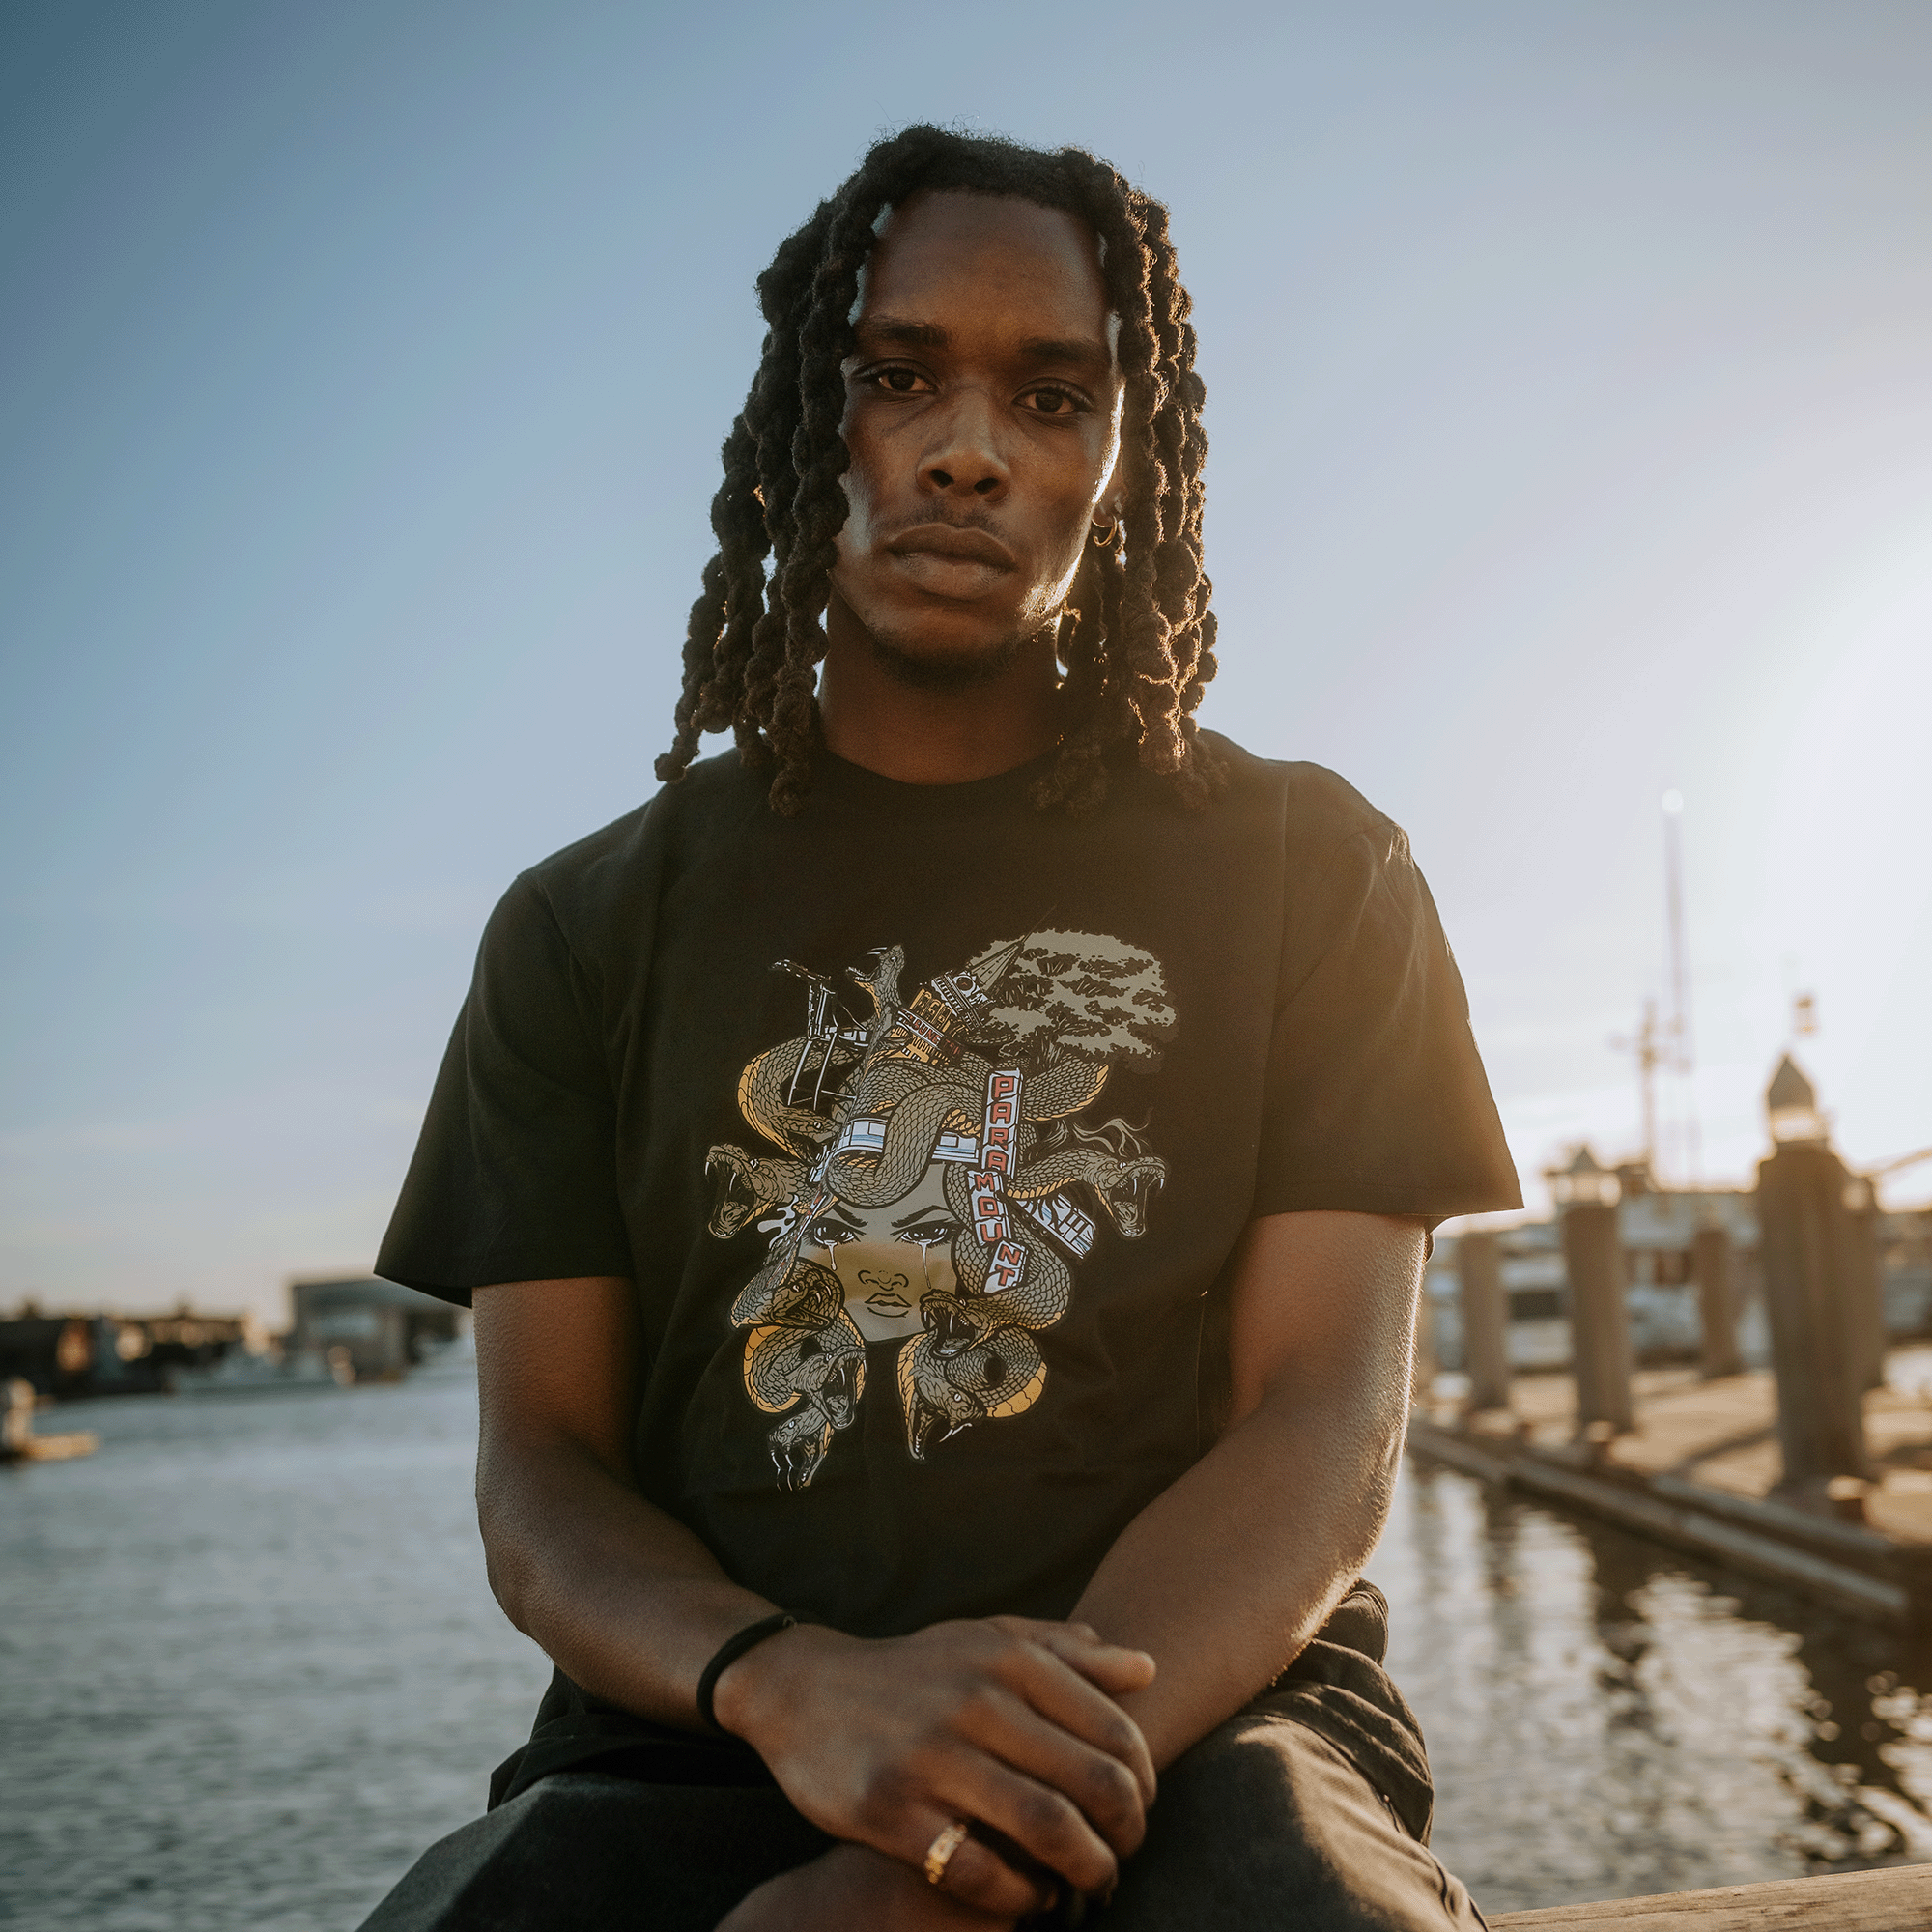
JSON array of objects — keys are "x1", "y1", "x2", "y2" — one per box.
[{"x1": 705, "y1": 931, "x2": 1175, "y2": 1491}]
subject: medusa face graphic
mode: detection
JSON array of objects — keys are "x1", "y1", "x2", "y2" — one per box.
[
  {"x1": 804, "y1": 1163, "x2": 963, "y2": 1344},
  {"x1": 706, "y1": 932, "x2": 1175, "y2": 1490}
]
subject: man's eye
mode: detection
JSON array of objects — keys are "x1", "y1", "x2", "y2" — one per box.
[
  {"x1": 1023, "y1": 387, "x2": 1085, "y2": 417},
  {"x1": 871, "y1": 368, "x2": 928, "y2": 394}
]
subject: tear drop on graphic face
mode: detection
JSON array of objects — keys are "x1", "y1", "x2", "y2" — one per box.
[{"x1": 806, "y1": 1162, "x2": 962, "y2": 1342}]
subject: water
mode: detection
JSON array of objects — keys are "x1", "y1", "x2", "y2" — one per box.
[
  {"x1": 1, "y1": 1364, "x2": 549, "y2": 1932},
  {"x1": 1372, "y1": 1465, "x2": 1932, "y2": 1908},
  {"x1": 6, "y1": 1370, "x2": 1932, "y2": 1929}
]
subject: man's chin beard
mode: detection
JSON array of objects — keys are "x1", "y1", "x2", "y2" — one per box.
[{"x1": 863, "y1": 624, "x2": 1037, "y2": 693}]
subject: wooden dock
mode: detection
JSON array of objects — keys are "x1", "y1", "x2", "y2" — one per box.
[
  {"x1": 1491, "y1": 1862, "x2": 1932, "y2": 1928},
  {"x1": 1408, "y1": 1362, "x2": 1932, "y2": 1626}
]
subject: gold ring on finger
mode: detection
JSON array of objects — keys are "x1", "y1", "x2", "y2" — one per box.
[{"x1": 924, "y1": 1818, "x2": 972, "y2": 1888}]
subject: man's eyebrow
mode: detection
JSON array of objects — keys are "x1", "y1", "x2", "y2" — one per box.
[
  {"x1": 858, "y1": 315, "x2": 949, "y2": 349},
  {"x1": 1016, "y1": 335, "x2": 1112, "y2": 370},
  {"x1": 854, "y1": 317, "x2": 1112, "y2": 371}
]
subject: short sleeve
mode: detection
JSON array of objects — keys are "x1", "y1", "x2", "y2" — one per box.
[
  {"x1": 375, "y1": 874, "x2": 634, "y2": 1304},
  {"x1": 1251, "y1": 818, "x2": 1521, "y2": 1222}
]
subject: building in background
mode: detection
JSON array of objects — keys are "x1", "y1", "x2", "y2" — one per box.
[
  {"x1": 0, "y1": 1306, "x2": 255, "y2": 1396},
  {"x1": 287, "y1": 1275, "x2": 465, "y2": 1381},
  {"x1": 0, "y1": 1276, "x2": 469, "y2": 1396}
]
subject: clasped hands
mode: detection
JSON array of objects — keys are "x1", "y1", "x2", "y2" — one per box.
[{"x1": 711, "y1": 1615, "x2": 1157, "y2": 1929}]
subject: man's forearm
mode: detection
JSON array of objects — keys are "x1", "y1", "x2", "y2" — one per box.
[
  {"x1": 1068, "y1": 1369, "x2": 1405, "y2": 1770},
  {"x1": 481, "y1": 1426, "x2": 779, "y2": 1727}
]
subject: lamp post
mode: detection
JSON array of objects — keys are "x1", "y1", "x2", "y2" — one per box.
[
  {"x1": 1549, "y1": 1147, "x2": 1632, "y2": 1436},
  {"x1": 1756, "y1": 1056, "x2": 1868, "y2": 1490}
]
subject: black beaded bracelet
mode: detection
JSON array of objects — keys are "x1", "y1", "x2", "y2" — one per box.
[{"x1": 696, "y1": 1611, "x2": 799, "y2": 1735}]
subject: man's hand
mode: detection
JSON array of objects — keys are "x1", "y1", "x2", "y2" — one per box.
[
  {"x1": 716, "y1": 1843, "x2": 1016, "y2": 1932},
  {"x1": 714, "y1": 1614, "x2": 1156, "y2": 1920}
]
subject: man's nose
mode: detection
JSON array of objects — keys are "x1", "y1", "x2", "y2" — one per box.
[{"x1": 919, "y1": 389, "x2": 1009, "y2": 499}]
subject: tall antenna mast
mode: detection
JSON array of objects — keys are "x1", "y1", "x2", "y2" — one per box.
[
  {"x1": 1661, "y1": 790, "x2": 1701, "y2": 1181},
  {"x1": 1611, "y1": 998, "x2": 1662, "y2": 1177}
]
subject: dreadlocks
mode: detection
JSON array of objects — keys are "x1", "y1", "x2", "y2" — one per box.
[{"x1": 655, "y1": 127, "x2": 1221, "y2": 816}]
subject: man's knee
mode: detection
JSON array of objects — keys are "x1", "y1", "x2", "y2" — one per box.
[
  {"x1": 355, "y1": 1774, "x2": 827, "y2": 1932},
  {"x1": 1103, "y1": 1712, "x2": 1481, "y2": 1930}
]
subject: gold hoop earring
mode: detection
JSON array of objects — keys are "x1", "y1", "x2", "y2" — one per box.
[{"x1": 1090, "y1": 522, "x2": 1118, "y2": 549}]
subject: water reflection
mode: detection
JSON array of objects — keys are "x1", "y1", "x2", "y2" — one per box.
[{"x1": 1370, "y1": 1461, "x2": 1932, "y2": 1912}]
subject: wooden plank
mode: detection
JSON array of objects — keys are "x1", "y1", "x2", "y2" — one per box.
[
  {"x1": 1406, "y1": 1422, "x2": 1515, "y2": 1485},
  {"x1": 1512, "y1": 1456, "x2": 1910, "y2": 1621},
  {"x1": 1646, "y1": 1472, "x2": 1899, "y2": 1568},
  {"x1": 1404, "y1": 1422, "x2": 1913, "y2": 1623},
  {"x1": 1488, "y1": 1862, "x2": 1932, "y2": 1929}
]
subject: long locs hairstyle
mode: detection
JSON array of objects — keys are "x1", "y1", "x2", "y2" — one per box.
[{"x1": 655, "y1": 127, "x2": 1221, "y2": 816}]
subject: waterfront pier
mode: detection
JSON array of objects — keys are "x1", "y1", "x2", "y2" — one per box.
[
  {"x1": 1417, "y1": 1061, "x2": 1932, "y2": 1626},
  {"x1": 1409, "y1": 1357, "x2": 1932, "y2": 1623}
]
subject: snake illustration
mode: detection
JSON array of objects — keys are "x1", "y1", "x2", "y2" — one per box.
[
  {"x1": 737, "y1": 1260, "x2": 867, "y2": 1490},
  {"x1": 941, "y1": 1163, "x2": 1073, "y2": 1330},
  {"x1": 708, "y1": 932, "x2": 1177, "y2": 1488},
  {"x1": 705, "y1": 1145, "x2": 811, "y2": 1240},
  {"x1": 896, "y1": 1296, "x2": 1047, "y2": 1461},
  {"x1": 1010, "y1": 1145, "x2": 1168, "y2": 1237}
]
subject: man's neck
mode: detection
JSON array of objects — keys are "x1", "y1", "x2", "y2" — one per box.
[{"x1": 816, "y1": 597, "x2": 1062, "y2": 786}]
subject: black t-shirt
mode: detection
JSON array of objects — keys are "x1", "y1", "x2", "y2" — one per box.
[{"x1": 378, "y1": 735, "x2": 1520, "y2": 1637}]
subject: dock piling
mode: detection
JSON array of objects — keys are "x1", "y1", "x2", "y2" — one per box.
[
  {"x1": 1839, "y1": 1173, "x2": 1887, "y2": 1394},
  {"x1": 1457, "y1": 1230, "x2": 1511, "y2": 1412},
  {"x1": 1691, "y1": 1224, "x2": 1742, "y2": 1379},
  {"x1": 1757, "y1": 1140, "x2": 1868, "y2": 1487},
  {"x1": 1563, "y1": 1198, "x2": 1633, "y2": 1435}
]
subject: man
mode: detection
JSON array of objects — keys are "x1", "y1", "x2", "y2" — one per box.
[{"x1": 364, "y1": 127, "x2": 1520, "y2": 1931}]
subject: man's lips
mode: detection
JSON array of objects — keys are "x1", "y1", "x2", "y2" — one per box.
[{"x1": 885, "y1": 524, "x2": 1017, "y2": 572}]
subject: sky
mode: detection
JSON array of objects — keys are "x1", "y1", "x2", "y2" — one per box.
[{"x1": 4, "y1": 1, "x2": 1930, "y2": 1325}]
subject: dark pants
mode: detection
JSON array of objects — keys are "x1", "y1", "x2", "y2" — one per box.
[{"x1": 357, "y1": 1642, "x2": 1484, "y2": 1930}]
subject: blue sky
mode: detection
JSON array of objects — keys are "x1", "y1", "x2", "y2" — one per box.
[{"x1": 5, "y1": 1, "x2": 1930, "y2": 1322}]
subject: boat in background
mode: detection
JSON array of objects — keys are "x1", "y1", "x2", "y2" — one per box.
[{"x1": 1, "y1": 1377, "x2": 98, "y2": 1463}]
